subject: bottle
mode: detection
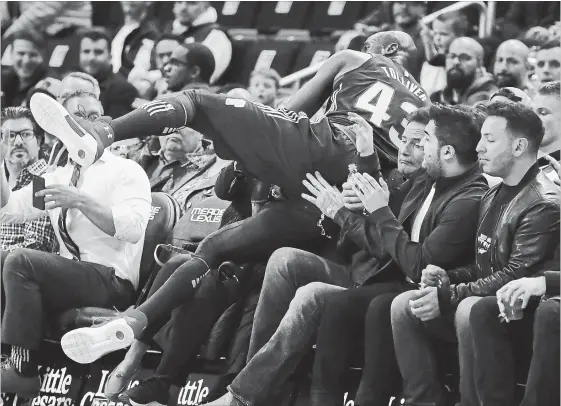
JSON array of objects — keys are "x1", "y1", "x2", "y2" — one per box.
[{"x1": 347, "y1": 163, "x2": 357, "y2": 182}]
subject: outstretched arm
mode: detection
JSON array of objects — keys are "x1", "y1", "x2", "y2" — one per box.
[{"x1": 286, "y1": 50, "x2": 368, "y2": 116}]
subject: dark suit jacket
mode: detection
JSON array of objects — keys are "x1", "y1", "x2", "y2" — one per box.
[{"x1": 95, "y1": 68, "x2": 138, "y2": 118}]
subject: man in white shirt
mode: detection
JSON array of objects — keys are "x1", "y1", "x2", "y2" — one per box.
[{"x1": 0, "y1": 93, "x2": 151, "y2": 398}]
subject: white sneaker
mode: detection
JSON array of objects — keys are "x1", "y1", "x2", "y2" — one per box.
[{"x1": 30, "y1": 93, "x2": 100, "y2": 168}]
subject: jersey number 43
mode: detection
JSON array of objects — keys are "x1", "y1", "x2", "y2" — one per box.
[{"x1": 355, "y1": 81, "x2": 418, "y2": 147}]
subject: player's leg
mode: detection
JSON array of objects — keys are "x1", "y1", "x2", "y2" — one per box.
[{"x1": 60, "y1": 202, "x2": 326, "y2": 363}]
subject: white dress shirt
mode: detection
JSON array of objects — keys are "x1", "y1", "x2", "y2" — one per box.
[{"x1": 0, "y1": 152, "x2": 152, "y2": 289}]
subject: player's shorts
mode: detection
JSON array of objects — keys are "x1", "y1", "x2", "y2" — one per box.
[{"x1": 188, "y1": 91, "x2": 358, "y2": 199}]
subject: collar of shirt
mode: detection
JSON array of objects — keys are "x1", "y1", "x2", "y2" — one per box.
[
  {"x1": 172, "y1": 6, "x2": 217, "y2": 33},
  {"x1": 431, "y1": 163, "x2": 481, "y2": 193},
  {"x1": 9, "y1": 159, "x2": 48, "y2": 190}
]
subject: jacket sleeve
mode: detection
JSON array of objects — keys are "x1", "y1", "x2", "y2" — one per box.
[
  {"x1": 545, "y1": 271, "x2": 560, "y2": 296},
  {"x1": 444, "y1": 200, "x2": 560, "y2": 307},
  {"x1": 333, "y1": 208, "x2": 386, "y2": 259},
  {"x1": 365, "y1": 195, "x2": 482, "y2": 283}
]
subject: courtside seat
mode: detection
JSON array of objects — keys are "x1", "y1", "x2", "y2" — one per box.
[
  {"x1": 255, "y1": 1, "x2": 313, "y2": 33},
  {"x1": 307, "y1": 1, "x2": 366, "y2": 34},
  {"x1": 51, "y1": 192, "x2": 182, "y2": 336},
  {"x1": 213, "y1": 1, "x2": 262, "y2": 29},
  {"x1": 291, "y1": 40, "x2": 335, "y2": 74}
]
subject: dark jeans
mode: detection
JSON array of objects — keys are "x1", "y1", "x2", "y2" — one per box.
[
  {"x1": 228, "y1": 248, "x2": 356, "y2": 406},
  {"x1": 311, "y1": 283, "x2": 415, "y2": 406},
  {"x1": 391, "y1": 291, "x2": 483, "y2": 406},
  {"x1": 470, "y1": 296, "x2": 556, "y2": 406},
  {"x1": 2, "y1": 248, "x2": 133, "y2": 349},
  {"x1": 136, "y1": 201, "x2": 326, "y2": 332}
]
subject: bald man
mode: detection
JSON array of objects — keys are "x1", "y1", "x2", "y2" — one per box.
[
  {"x1": 494, "y1": 39, "x2": 534, "y2": 94},
  {"x1": 431, "y1": 37, "x2": 498, "y2": 105},
  {"x1": 52, "y1": 30, "x2": 430, "y2": 362}
]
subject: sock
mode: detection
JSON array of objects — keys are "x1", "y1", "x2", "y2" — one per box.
[
  {"x1": 110, "y1": 94, "x2": 196, "y2": 143},
  {"x1": 10, "y1": 346, "x2": 38, "y2": 377}
]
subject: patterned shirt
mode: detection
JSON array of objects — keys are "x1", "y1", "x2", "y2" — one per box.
[{"x1": 0, "y1": 159, "x2": 59, "y2": 253}]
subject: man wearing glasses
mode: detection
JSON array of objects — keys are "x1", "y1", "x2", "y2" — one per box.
[
  {"x1": 0, "y1": 107, "x2": 58, "y2": 255},
  {"x1": 430, "y1": 37, "x2": 498, "y2": 105}
]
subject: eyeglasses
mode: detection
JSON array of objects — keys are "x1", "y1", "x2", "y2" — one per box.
[
  {"x1": 1, "y1": 130, "x2": 36, "y2": 142},
  {"x1": 446, "y1": 53, "x2": 473, "y2": 63}
]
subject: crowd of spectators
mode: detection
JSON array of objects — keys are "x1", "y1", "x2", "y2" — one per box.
[{"x1": 1, "y1": 2, "x2": 561, "y2": 406}]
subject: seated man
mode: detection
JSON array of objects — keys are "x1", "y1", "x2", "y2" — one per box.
[
  {"x1": 0, "y1": 94, "x2": 152, "y2": 398},
  {"x1": 309, "y1": 104, "x2": 489, "y2": 406},
  {"x1": 392, "y1": 102, "x2": 560, "y2": 406},
  {"x1": 533, "y1": 81, "x2": 561, "y2": 183},
  {"x1": 1, "y1": 107, "x2": 58, "y2": 254},
  {"x1": 207, "y1": 105, "x2": 489, "y2": 406}
]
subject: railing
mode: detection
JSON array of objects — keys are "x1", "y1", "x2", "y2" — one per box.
[{"x1": 280, "y1": 1, "x2": 492, "y2": 88}]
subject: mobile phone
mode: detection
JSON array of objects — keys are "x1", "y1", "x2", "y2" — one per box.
[{"x1": 33, "y1": 176, "x2": 46, "y2": 210}]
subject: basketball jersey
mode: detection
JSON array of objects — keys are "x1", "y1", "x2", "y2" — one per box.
[{"x1": 325, "y1": 56, "x2": 430, "y2": 164}]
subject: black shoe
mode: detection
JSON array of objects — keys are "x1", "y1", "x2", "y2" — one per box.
[
  {"x1": 201, "y1": 374, "x2": 234, "y2": 403},
  {"x1": 1, "y1": 356, "x2": 40, "y2": 398},
  {"x1": 122, "y1": 375, "x2": 171, "y2": 406}
]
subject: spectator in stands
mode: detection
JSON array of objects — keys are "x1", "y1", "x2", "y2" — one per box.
[
  {"x1": 490, "y1": 87, "x2": 533, "y2": 106},
  {"x1": 162, "y1": 42, "x2": 215, "y2": 93},
  {"x1": 61, "y1": 90, "x2": 104, "y2": 122},
  {"x1": 2, "y1": 1, "x2": 91, "y2": 39},
  {"x1": 420, "y1": 11, "x2": 469, "y2": 97},
  {"x1": 0, "y1": 95, "x2": 151, "y2": 398},
  {"x1": 206, "y1": 107, "x2": 488, "y2": 406},
  {"x1": 493, "y1": 39, "x2": 534, "y2": 96},
  {"x1": 165, "y1": 1, "x2": 232, "y2": 85},
  {"x1": 393, "y1": 102, "x2": 559, "y2": 406},
  {"x1": 79, "y1": 29, "x2": 138, "y2": 117},
  {"x1": 112, "y1": 1, "x2": 158, "y2": 79},
  {"x1": 389, "y1": 1, "x2": 428, "y2": 80},
  {"x1": 0, "y1": 107, "x2": 58, "y2": 254},
  {"x1": 431, "y1": 37, "x2": 498, "y2": 105},
  {"x1": 535, "y1": 38, "x2": 561, "y2": 84},
  {"x1": 498, "y1": 2, "x2": 560, "y2": 40},
  {"x1": 60, "y1": 72, "x2": 101, "y2": 101},
  {"x1": 248, "y1": 68, "x2": 281, "y2": 108},
  {"x1": 1, "y1": 32, "x2": 47, "y2": 108},
  {"x1": 309, "y1": 105, "x2": 488, "y2": 406},
  {"x1": 534, "y1": 81, "x2": 561, "y2": 183}
]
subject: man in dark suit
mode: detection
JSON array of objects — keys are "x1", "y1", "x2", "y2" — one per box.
[{"x1": 79, "y1": 29, "x2": 138, "y2": 118}]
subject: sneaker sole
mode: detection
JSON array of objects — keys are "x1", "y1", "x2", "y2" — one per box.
[
  {"x1": 61, "y1": 319, "x2": 135, "y2": 364},
  {"x1": 30, "y1": 93, "x2": 98, "y2": 168}
]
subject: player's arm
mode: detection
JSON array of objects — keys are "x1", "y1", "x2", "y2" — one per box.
[{"x1": 286, "y1": 50, "x2": 367, "y2": 116}]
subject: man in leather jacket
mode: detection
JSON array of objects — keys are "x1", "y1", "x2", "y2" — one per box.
[{"x1": 392, "y1": 101, "x2": 559, "y2": 406}]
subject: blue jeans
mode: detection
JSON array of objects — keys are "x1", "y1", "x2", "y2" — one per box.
[
  {"x1": 391, "y1": 290, "x2": 482, "y2": 406},
  {"x1": 228, "y1": 247, "x2": 355, "y2": 406}
]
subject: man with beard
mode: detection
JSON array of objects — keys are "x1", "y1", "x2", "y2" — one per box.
[
  {"x1": 493, "y1": 39, "x2": 534, "y2": 96},
  {"x1": 0, "y1": 107, "x2": 58, "y2": 254},
  {"x1": 431, "y1": 37, "x2": 498, "y2": 106}
]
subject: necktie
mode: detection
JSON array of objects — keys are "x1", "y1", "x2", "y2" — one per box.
[{"x1": 58, "y1": 164, "x2": 81, "y2": 260}]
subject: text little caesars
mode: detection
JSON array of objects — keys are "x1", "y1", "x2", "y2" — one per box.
[
  {"x1": 32, "y1": 367, "x2": 74, "y2": 406},
  {"x1": 381, "y1": 66, "x2": 427, "y2": 102}
]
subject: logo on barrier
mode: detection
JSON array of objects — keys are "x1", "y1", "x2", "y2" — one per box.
[
  {"x1": 149, "y1": 206, "x2": 161, "y2": 221},
  {"x1": 176, "y1": 380, "x2": 209, "y2": 406},
  {"x1": 190, "y1": 208, "x2": 224, "y2": 223}
]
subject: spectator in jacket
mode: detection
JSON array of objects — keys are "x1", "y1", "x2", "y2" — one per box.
[
  {"x1": 79, "y1": 29, "x2": 138, "y2": 117},
  {"x1": 420, "y1": 11, "x2": 469, "y2": 97},
  {"x1": 2, "y1": 1, "x2": 91, "y2": 39},
  {"x1": 248, "y1": 68, "x2": 281, "y2": 108},
  {"x1": 535, "y1": 38, "x2": 561, "y2": 84},
  {"x1": 0, "y1": 95, "x2": 151, "y2": 398},
  {"x1": 469, "y1": 264, "x2": 560, "y2": 406},
  {"x1": 161, "y1": 42, "x2": 215, "y2": 93},
  {"x1": 165, "y1": 1, "x2": 232, "y2": 84},
  {"x1": 112, "y1": 1, "x2": 158, "y2": 78},
  {"x1": 493, "y1": 40, "x2": 535, "y2": 96},
  {"x1": 0, "y1": 107, "x2": 58, "y2": 254},
  {"x1": 309, "y1": 105, "x2": 489, "y2": 406},
  {"x1": 431, "y1": 37, "x2": 498, "y2": 105},
  {"x1": 534, "y1": 81, "x2": 561, "y2": 183},
  {"x1": 206, "y1": 106, "x2": 488, "y2": 406},
  {"x1": 1, "y1": 32, "x2": 47, "y2": 108},
  {"x1": 393, "y1": 101, "x2": 560, "y2": 406}
]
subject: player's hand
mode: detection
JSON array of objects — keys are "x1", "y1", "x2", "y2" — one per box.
[
  {"x1": 350, "y1": 173, "x2": 389, "y2": 213},
  {"x1": 410, "y1": 287, "x2": 441, "y2": 321},
  {"x1": 347, "y1": 112, "x2": 374, "y2": 157},
  {"x1": 342, "y1": 181, "x2": 364, "y2": 212},
  {"x1": 302, "y1": 172, "x2": 345, "y2": 219},
  {"x1": 36, "y1": 184, "x2": 86, "y2": 210},
  {"x1": 497, "y1": 277, "x2": 547, "y2": 310},
  {"x1": 544, "y1": 155, "x2": 561, "y2": 186}
]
